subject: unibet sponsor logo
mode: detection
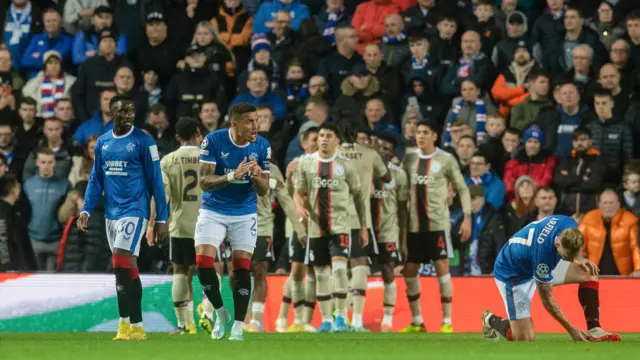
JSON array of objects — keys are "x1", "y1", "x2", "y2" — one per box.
[
  {"x1": 373, "y1": 189, "x2": 388, "y2": 199},
  {"x1": 411, "y1": 174, "x2": 435, "y2": 185},
  {"x1": 312, "y1": 177, "x2": 339, "y2": 188}
]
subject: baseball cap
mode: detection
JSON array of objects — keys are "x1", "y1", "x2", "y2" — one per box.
[
  {"x1": 508, "y1": 12, "x2": 525, "y2": 25},
  {"x1": 146, "y1": 11, "x2": 165, "y2": 24},
  {"x1": 186, "y1": 44, "x2": 206, "y2": 56}
]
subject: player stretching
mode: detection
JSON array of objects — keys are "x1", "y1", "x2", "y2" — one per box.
[
  {"x1": 340, "y1": 126, "x2": 390, "y2": 332},
  {"x1": 78, "y1": 95, "x2": 169, "y2": 340},
  {"x1": 400, "y1": 120, "x2": 471, "y2": 333},
  {"x1": 293, "y1": 123, "x2": 367, "y2": 333},
  {"x1": 373, "y1": 133, "x2": 409, "y2": 332},
  {"x1": 275, "y1": 127, "x2": 320, "y2": 333},
  {"x1": 248, "y1": 162, "x2": 307, "y2": 332},
  {"x1": 147, "y1": 117, "x2": 203, "y2": 334},
  {"x1": 482, "y1": 215, "x2": 621, "y2": 342},
  {"x1": 195, "y1": 103, "x2": 270, "y2": 341}
]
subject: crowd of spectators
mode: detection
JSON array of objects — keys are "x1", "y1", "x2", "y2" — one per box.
[{"x1": 1, "y1": 0, "x2": 639, "y2": 277}]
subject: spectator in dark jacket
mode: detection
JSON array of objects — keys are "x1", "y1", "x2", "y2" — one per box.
[
  {"x1": 465, "y1": 0, "x2": 502, "y2": 58},
  {"x1": 545, "y1": 7, "x2": 607, "y2": 76},
  {"x1": 23, "y1": 147, "x2": 70, "y2": 271},
  {"x1": 71, "y1": 28, "x2": 129, "y2": 122},
  {"x1": 331, "y1": 65, "x2": 382, "y2": 127},
  {"x1": 363, "y1": 43, "x2": 403, "y2": 118},
  {"x1": 441, "y1": 30, "x2": 495, "y2": 97},
  {"x1": 491, "y1": 11, "x2": 542, "y2": 74},
  {"x1": 589, "y1": 64, "x2": 630, "y2": 120},
  {"x1": 553, "y1": 127, "x2": 605, "y2": 217},
  {"x1": 314, "y1": 0, "x2": 351, "y2": 47},
  {"x1": 71, "y1": 6, "x2": 127, "y2": 66},
  {"x1": 585, "y1": 89, "x2": 633, "y2": 185},
  {"x1": 621, "y1": 163, "x2": 640, "y2": 219},
  {"x1": 266, "y1": 10, "x2": 299, "y2": 68},
  {"x1": 237, "y1": 35, "x2": 282, "y2": 93},
  {"x1": 609, "y1": 39, "x2": 633, "y2": 91},
  {"x1": 113, "y1": 65, "x2": 148, "y2": 128},
  {"x1": 429, "y1": 15, "x2": 459, "y2": 71},
  {"x1": 293, "y1": 19, "x2": 332, "y2": 79},
  {"x1": 481, "y1": 123, "x2": 518, "y2": 179},
  {"x1": 563, "y1": 44, "x2": 597, "y2": 99},
  {"x1": 146, "y1": 104, "x2": 176, "y2": 158},
  {"x1": 22, "y1": 118, "x2": 72, "y2": 181},
  {"x1": 531, "y1": 0, "x2": 566, "y2": 47},
  {"x1": 504, "y1": 126, "x2": 556, "y2": 200},
  {"x1": 380, "y1": 14, "x2": 410, "y2": 69},
  {"x1": 533, "y1": 81, "x2": 591, "y2": 157},
  {"x1": 317, "y1": 25, "x2": 363, "y2": 100},
  {"x1": 0, "y1": 173, "x2": 36, "y2": 271},
  {"x1": 401, "y1": 0, "x2": 439, "y2": 36}
]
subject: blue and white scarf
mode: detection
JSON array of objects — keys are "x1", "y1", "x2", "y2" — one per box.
[
  {"x1": 382, "y1": 31, "x2": 406, "y2": 44},
  {"x1": 323, "y1": 10, "x2": 343, "y2": 46},
  {"x1": 411, "y1": 54, "x2": 431, "y2": 70},
  {"x1": 444, "y1": 99, "x2": 486, "y2": 146},
  {"x1": 5, "y1": 2, "x2": 32, "y2": 46},
  {"x1": 286, "y1": 84, "x2": 308, "y2": 101},
  {"x1": 41, "y1": 77, "x2": 65, "y2": 119}
]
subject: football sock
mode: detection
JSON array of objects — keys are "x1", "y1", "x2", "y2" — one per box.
[
  {"x1": 202, "y1": 297, "x2": 214, "y2": 320},
  {"x1": 405, "y1": 276, "x2": 423, "y2": 325},
  {"x1": 250, "y1": 302, "x2": 264, "y2": 325},
  {"x1": 196, "y1": 255, "x2": 224, "y2": 309},
  {"x1": 578, "y1": 281, "x2": 601, "y2": 330},
  {"x1": 488, "y1": 314, "x2": 513, "y2": 341},
  {"x1": 291, "y1": 280, "x2": 305, "y2": 325},
  {"x1": 130, "y1": 268, "x2": 143, "y2": 327},
  {"x1": 314, "y1": 267, "x2": 333, "y2": 322},
  {"x1": 303, "y1": 274, "x2": 316, "y2": 324},
  {"x1": 383, "y1": 280, "x2": 397, "y2": 325},
  {"x1": 232, "y1": 258, "x2": 252, "y2": 323},
  {"x1": 351, "y1": 265, "x2": 368, "y2": 328},
  {"x1": 277, "y1": 277, "x2": 292, "y2": 320},
  {"x1": 438, "y1": 274, "x2": 453, "y2": 325},
  {"x1": 332, "y1": 262, "x2": 349, "y2": 317},
  {"x1": 172, "y1": 274, "x2": 189, "y2": 327},
  {"x1": 187, "y1": 300, "x2": 194, "y2": 324},
  {"x1": 113, "y1": 254, "x2": 132, "y2": 320}
]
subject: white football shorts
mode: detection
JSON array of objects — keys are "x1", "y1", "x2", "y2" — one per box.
[
  {"x1": 106, "y1": 217, "x2": 149, "y2": 257},
  {"x1": 495, "y1": 259, "x2": 570, "y2": 320},
  {"x1": 194, "y1": 209, "x2": 257, "y2": 254}
]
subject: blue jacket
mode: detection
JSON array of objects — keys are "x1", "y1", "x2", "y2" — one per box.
[
  {"x1": 72, "y1": 111, "x2": 114, "y2": 146},
  {"x1": 231, "y1": 92, "x2": 287, "y2": 121},
  {"x1": 253, "y1": 0, "x2": 310, "y2": 34},
  {"x1": 465, "y1": 171, "x2": 505, "y2": 210},
  {"x1": 21, "y1": 31, "x2": 74, "y2": 78},
  {"x1": 23, "y1": 175, "x2": 70, "y2": 242},
  {"x1": 72, "y1": 31, "x2": 127, "y2": 65}
]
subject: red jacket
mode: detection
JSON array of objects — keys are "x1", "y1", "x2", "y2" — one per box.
[
  {"x1": 352, "y1": 0, "x2": 401, "y2": 52},
  {"x1": 504, "y1": 148, "x2": 556, "y2": 200}
]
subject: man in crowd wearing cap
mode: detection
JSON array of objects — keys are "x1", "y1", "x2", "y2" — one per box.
[
  {"x1": 491, "y1": 42, "x2": 540, "y2": 118},
  {"x1": 553, "y1": 127, "x2": 605, "y2": 218},
  {"x1": 72, "y1": 28, "x2": 130, "y2": 122},
  {"x1": 63, "y1": 0, "x2": 110, "y2": 34},
  {"x1": 231, "y1": 68, "x2": 286, "y2": 121},
  {"x1": 533, "y1": 81, "x2": 591, "y2": 158},
  {"x1": 71, "y1": 6, "x2": 127, "y2": 66},
  {"x1": 164, "y1": 44, "x2": 228, "y2": 120},
  {"x1": 132, "y1": 11, "x2": 184, "y2": 91},
  {"x1": 490, "y1": 11, "x2": 541, "y2": 74},
  {"x1": 21, "y1": 7, "x2": 73, "y2": 79},
  {"x1": 504, "y1": 126, "x2": 556, "y2": 200}
]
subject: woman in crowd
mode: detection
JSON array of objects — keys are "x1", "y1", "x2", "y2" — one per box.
[
  {"x1": 502, "y1": 175, "x2": 537, "y2": 238},
  {"x1": 22, "y1": 51, "x2": 76, "y2": 118},
  {"x1": 68, "y1": 135, "x2": 97, "y2": 187}
]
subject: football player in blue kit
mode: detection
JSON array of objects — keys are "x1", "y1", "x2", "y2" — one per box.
[
  {"x1": 481, "y1": 215, "x2": 621, "y2": 342},
  {"x1": 194, "y1": 103, "x2": 271, "y2": 341},
  {"x1": 78, "y1": 95, "x2": 169, "y2": 341}
]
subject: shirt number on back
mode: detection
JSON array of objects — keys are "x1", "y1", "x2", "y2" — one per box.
[
  {"x1": 508, "y1": 228, "x2": 534, "y2": 247},
  {"x1": 183, "y1": 170, "x2": 198, "y2": 202}
]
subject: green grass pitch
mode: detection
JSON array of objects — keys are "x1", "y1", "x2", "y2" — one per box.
[{"x1": 1, "y1": 333, "x2": 639, "y2": 360}]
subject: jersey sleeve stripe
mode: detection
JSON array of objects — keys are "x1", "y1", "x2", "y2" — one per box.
[{"x1": 200, "y1": 160, "x2": 216, "y2": 165}]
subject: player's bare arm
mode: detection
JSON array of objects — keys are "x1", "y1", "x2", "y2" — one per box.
[
  {"x1": 293, "y1": 188, "x2": 309, "y2": 220},
  {"x1": 275, "y1": 179, "x2": 307, "y2": 246},
  {"x1": 146, "y1": 198, "x2": 157, "y2": 246},
  {"x1": 450, "y1": 165, "x2": 473, "y2": 241},
  {"x1": 537, "y1": 281, "x2": 587, "y2": 341},
  {"x1": 199, "y1": 158, "x2": 252, "y2": 192},
  {"x1": 353, "y1": 190, "x2": 369, "y2": 248},
  {"x1": 398, "y1": 200, "x2": 408, "y2": 259},
  {"x1": 77, "y1": 213, "x2": 89, "y2": 232},
  {"x1": 250, "y1": 162, "x2": 269, "y2": 196}
]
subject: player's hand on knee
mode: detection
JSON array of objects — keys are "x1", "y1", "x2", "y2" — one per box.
[{"x1": 77, "y1": 213, "x2": 89, "y2": 232}]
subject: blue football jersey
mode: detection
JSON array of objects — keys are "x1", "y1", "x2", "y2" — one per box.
[
  {"x1": 494, "y1": 215, "x2": 578, "y2": 285},
  {"x1": 81, "y1": 127, "x2": 168, "y2": 222},
  {"x1": 199, "y1": 129, "x2": 271, "y2": 216}
]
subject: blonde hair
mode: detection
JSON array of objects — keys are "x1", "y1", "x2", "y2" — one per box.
[
  {"x1": 192, "y1": 21, "x2": 236, "y2": 71},
  {"x1": 559, "y1": 228, "x2": 584, "y2": 254}
]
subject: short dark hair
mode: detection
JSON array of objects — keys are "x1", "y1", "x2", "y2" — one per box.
[
  {"x1": 255, "y1": 104, "x2": 273, "y2": 113},
  {"x1": 109, "y1": 94, "x2": 131, "y2": 108},
  {"x1": 318, "y1": 123, "x2": 341, "y2": 140},
  {"x1": 228, "y1": 103, "x2": 257, "y2": 122},
  {"x1": 471, "y1": 151, "x2": 487, "y2": 161},
  {"x1": 458, "y1": 134, "x2": 476, "y2": 145},
  {"x1": 376, "y1": 131, "x2": 398, "y2": 149},
  {"x1": 43, "y1": 7, "x2": 61, "y2": 16},
  {"x1": 628, "y1": 9, "x2": 640, "y2": 22},
  {"x1": 535, "y1": 186, "x2": 556, "y2": 196},
  {"x1": 438, "y1": 14, "x2": 457, "y2": 24},
  {"x1": 565, "y1": 6, "x2": 583, "y2": 18},
  {"x1": 0, "y1": 173, "x2": 18, "y2": 198},
  {"x1": 504, "y1": 127, "x2": 521, "y2": 137},
  {"x1": 20, "y1": 97, "x2": 37, "y2": 108},
  {"x1": 36, "y1": 147, "x2": 55, "y2": 158},
  {"x1": 150, "y1": 103, "x2": 167, "y2": 115},
  {"x1": 526, "y1": 70, "x2": 548, "y2": 83},
  {"x1": 476, "y1": 0, "x2": 494, "y2": 6},
  {"x1": 56, "y1": 97, "x2": 72, "y2": 106},
  {"x1": 416, "y1": 120, "x2": 438, "y2": 133},
  {"x1": 592, "y1": 87, "x2": 614, "y2": 100},
  {"x1": 572, "y1": 126, "x2": 592, "y2": 139},
  {"x1": 175, "y1": 117, "x2": 201, "y2": 141},
  {"x1": 302, "y1": 126, "x2": 319, "y2": 141}
]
